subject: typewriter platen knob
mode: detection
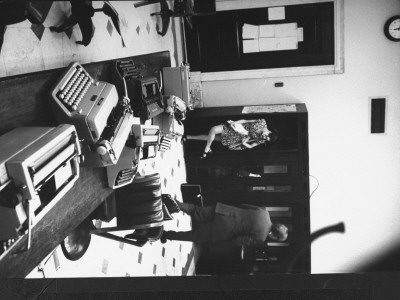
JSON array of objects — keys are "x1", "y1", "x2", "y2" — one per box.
[{"x1": 96, "y1": 145, "x2": 107, "y2": 156}]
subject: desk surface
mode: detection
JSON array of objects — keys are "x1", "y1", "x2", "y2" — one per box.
[
  {"x1": 0, "y1": 51, "x2": 171, "y2": 278},
  {"x1": 0, "y1": 167, "x2": 112, "y2": 278}
]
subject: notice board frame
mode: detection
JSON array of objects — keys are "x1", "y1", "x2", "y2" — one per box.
[{"x1": 199, "y1": 0, "x2": 344, "y2": 81}]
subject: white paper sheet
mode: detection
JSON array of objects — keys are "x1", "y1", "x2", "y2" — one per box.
[
  {"x1": 242, "y1": 24, "x2": 259, "y2": 39},
  {"x1": 55, "y1": 162, "x2": 72, "y2": 190},
  {"x1": 278, "y1": 37, "x2": 298, "y2": 50},
  {"x1": 268, "y1": 7, "x2": 285, "y2": 21},
  {"x1": 243, "y1": 39, "x2": 260, "y2": 53},
  {"x1": 274, "y1": 23, "x2": 298, "y2": 37},
  {"x1": 259, "y1": 25, "x2": 275, "y2": 38},
  {"x1": 258, "y1": 38, "x2": 279, "y2": 51},
  {"x1": 242, "y1": 23, "x2": 299, "y2": 53},
  {"x1": 259, "y1": 36, "x2": 298, "y2": 51}
]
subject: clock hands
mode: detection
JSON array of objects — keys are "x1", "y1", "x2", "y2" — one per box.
[{"x1": 385, "y1": 16, "x2": 400, "y2": 40}]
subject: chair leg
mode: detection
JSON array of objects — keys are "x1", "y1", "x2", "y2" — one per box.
[
  {"x1": 49, "y1": 15, "x2": 78, "y2": 33},
  {"x1": 151, "y1": 1, "x2": 172, "y2": 37},
  {"x1": 0, "y1": 25, "x2": 5, "y2": 55},
  {"x1": 150, "y1": 11, "x2": 172, "y2": 17},
  {"x1": 94, "y1": 231, "x2": 147, "y2": 247},
  {"x1": 76, "y1": 18, "x2": 94, "y2": 46},
  {"x1": 49, "y1": 13, "x2": 94, "y2": 47},
  {"x1": 50, "y1": 1, "x2": 95, "y2": 46},
  {"x1": 134, "y1": 0, "x2": 162, "y2": 8}
]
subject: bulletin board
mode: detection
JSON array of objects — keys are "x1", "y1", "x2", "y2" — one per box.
[{"x1": 186, "y1": 0, "x2": 344, "y2": 81}]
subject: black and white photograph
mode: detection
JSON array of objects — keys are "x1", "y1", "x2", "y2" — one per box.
[{"x1": 0, "y1": 0, "x2": 400, "y2": 299}]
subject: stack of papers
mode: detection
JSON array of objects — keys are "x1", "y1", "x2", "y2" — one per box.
[{"x1": 242, "y1": 23, "x2": 300, "y2": 53}]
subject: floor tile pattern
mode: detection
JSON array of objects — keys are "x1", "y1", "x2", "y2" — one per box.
[
  {"x1": 31, "y1": 23, "x2": 45, "y2": 41},
  {"x1": 1, "y1": 1, "x2": 180, "y2": 77}
]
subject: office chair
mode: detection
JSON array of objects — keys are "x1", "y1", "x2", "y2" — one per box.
[
  {"x1": 50, "y1": 1, "x2": 125, "y2": 47},
  {"x1": 61, "y1": 174, "x2": 180, "y2": 261},
  {"x1": 92, "y1": 174, "x2": 180, "y2": 247},
  {"x1": 0, "y1": 1, "x2": 52, "y2": 54}
]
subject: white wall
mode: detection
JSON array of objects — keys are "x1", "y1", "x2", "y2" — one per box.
[{"x1": 202, "y1": 0, "x2": 400, "y2": 273}]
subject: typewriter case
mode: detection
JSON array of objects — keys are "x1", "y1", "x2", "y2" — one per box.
[
  {"x1": 0, "y1": 124, "x2": 81, "y2": 254},
  {"x1": 0, "y1": 124, "x2": 81, "y2": 217}
]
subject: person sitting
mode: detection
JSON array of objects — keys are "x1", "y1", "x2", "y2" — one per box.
[
  {"x1": 160, "y1": 202, "x2": 288, "y2": 246},
  {"x1": 185, "y1": 119, "x2": 278, "y2": 159}
]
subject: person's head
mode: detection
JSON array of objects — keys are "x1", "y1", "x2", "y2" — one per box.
[
  {"x1": 260, "y1": 127, "x2": 278, "y2": 143},
  {"x1": 268, "y1": 224, "x2": 288, "y2": 241}
]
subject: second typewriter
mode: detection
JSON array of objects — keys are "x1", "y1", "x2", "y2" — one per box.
[{"x1": 50, "y1": 62, "x2": 134, "y2": 167}]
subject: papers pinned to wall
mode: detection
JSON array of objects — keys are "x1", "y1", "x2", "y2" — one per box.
[
  {"x1": 268, "y1": 6, "x2": 285, "y2": 21},
  {"x1": 243, "y1": 39, "x2": 260, "y2": 53},
  {"x1": 242, "y1": 23, "x2": 302, "y2": 53},
  {"x1": 242, "y1": 24, "x2": 259, "y2": 39},
  {"x1": 258, "y1": 36, "x2": 298, "y2": 51}
]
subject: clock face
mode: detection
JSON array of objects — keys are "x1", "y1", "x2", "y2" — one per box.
[
  {"x1": 385, "y1": 15, "x2": 400, "y2": 41},
  {"x1": 388, "y1": 19, "x2": 400, "y2": 39}
]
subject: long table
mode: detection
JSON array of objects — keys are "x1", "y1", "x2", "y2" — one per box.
[{"x1": 0, "y1": 51, "x2": 171, "y2": 278}]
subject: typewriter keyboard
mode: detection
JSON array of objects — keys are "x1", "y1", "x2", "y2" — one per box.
[
  {"x1": 114, "y1": 166, "x2": 137, "y2": 187},
  {"x1": 116, "y1": 59, "x2": 142, "y2": 80},
  {"x1": 0, "y1": 238, "x2": 17, "y2": 257},
  {"x1": 56, "y1": 64, "x2": 94, "y2": 111}
]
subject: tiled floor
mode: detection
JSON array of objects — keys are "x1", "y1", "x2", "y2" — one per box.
[
  {"x1": 1, "y1": 1, "x2": 195, "y2": 278},
  {"x1": 1, "y1": 1, "x2": 183, "y2": 77}
]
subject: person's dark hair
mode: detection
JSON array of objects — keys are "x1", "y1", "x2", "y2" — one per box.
[
  {"x1": 268, "y1": 129, "x2": 279, "y2": 143},
  {"x1": 259, "y1": 128, "x2": 278, "y2": 143},
  {"x1": 267, "y1": 223, "x2": 288, "y2": 242}
]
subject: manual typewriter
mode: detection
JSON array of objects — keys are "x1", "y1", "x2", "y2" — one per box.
[
  {"x1": 50, "y1": 62, "x2": 134, "y2": 167},
  {"x1": 0, "y1": 124, "x2": 81, "y2": 257},
  {"x1": 106, "y1": 143, "x2": 140, "y2": 189}
]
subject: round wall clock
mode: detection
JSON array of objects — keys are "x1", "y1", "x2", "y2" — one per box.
[{"x1": 384, "y1": 15, "x2": 400, "y2": 41}]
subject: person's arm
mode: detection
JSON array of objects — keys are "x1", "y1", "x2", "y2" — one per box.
[
  {"x1": 231, "y1": 235, "x2": 263, "y2": 247},
  {"x1": 241, "y1": 137, "x2": 264, "y2": 149},
  {"x1": 229, "y1": 119, "x2": 258, "y2": 125}
]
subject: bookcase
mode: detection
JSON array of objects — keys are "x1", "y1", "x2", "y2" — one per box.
[{"x1": 183, "y1": 104, "x2": 310, "y2": 274}]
